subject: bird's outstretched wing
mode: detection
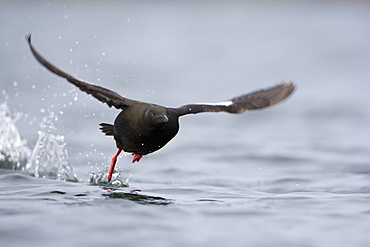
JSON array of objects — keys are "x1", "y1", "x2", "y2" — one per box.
[
  {"x1": 176, "y1": 82, "x2": 295, "y2": 116},
  {"x1": 26, "y1": 34, "x2": 140, "y2": 109}
]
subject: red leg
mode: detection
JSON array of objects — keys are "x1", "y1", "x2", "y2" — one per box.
[
  {"x1": 132, "y1": 153, "x2": 143, "y2": 163},
  {"x1": 107, "y1": 148, "x2": 122, "y2": 182}
]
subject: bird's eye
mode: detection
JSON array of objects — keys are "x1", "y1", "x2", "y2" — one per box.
[{"x1": 152, "y1": 112, "x2": 156, "y2": 116}]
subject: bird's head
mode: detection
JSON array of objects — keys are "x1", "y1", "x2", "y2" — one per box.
[{"x1": 144, "y1": 105, "x2": 170, "y2": 128}]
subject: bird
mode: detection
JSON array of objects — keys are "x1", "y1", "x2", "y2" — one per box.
[{"x1": 26, "y1": 34, "x2": 296, "y2": 182}]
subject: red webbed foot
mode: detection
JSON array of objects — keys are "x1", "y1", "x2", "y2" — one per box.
[{"x1": 132, "y1": 153, "x2": 143, "y2": 163}]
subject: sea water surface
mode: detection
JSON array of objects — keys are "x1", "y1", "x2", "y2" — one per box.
[{"x1": 1, "y1": 1, "x2": 370, "y2": 247}]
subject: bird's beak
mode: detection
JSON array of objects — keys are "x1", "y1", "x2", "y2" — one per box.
[{"x1": 159, "y1": 115, "x2": 169, "y2": 123}]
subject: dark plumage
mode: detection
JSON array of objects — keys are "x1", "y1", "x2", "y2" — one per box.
[{"x1": 26, "y1": 34, "x2": 296, "y2": 181}]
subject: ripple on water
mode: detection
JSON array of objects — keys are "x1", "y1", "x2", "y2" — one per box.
[{"x1": 0, "y1": 173, "x2": 34, "y2": 183}]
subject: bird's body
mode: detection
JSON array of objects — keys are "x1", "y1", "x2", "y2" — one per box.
[
  {"x1": 26, "y1": 34, "x2": 296, "y2": 182},
  {"x1": 103, "y1": 103, "x2": 180, "y2": 155}
]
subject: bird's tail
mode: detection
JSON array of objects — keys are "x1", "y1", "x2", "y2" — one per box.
[{"x1": 99, "y1": 123, "x2": 114, "y2": 136}]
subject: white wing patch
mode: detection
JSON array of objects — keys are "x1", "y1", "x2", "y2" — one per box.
[{"x1": 195, "y1": 101, "x2": 233, "y2": 107}]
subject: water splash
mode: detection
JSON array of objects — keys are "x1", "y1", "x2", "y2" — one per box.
[
  {"x1": 89, "y1": 152, "x2": 136, "y2": 187},
  {"x1": 25, "y1": 112, "x2": 78, "y2": 182},
  {"x1": 89, "y1": 167, "x2": 128, "y2": 187},
  {"x1": 0, "y1": 102, "x2": 31, "y2": 170}
]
